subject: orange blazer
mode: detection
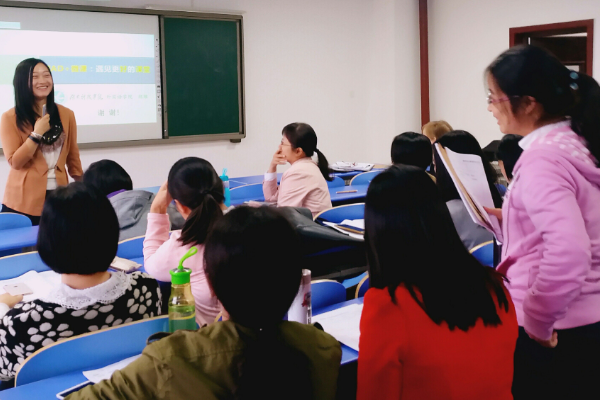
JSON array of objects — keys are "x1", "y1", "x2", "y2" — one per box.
[{"x1": 0, "y1": 105, "x2": 82, "y2": 216}]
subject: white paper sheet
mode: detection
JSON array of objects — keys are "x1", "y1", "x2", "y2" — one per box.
[
  {"x1": 340, "y1": 219, "x2": 364, "y2": 230},
  {"x1": 82, "y1": 355, "x2": 141, "y2": 383},
  {"x1": 38, "y1": 270, "x2": 62, "y2": 287},
  {"x1": 322, "y1": 222, "x2": 364, "y2": 240},
  {"x1": 0, "y1": 271, "x2": 57, "y2": 302},
  {"x1": 312, "y1": 304, "x2": 363, "y2": 351},
  {"x1": 436, "y1": 145, "x2": 502, "y2": 240}
]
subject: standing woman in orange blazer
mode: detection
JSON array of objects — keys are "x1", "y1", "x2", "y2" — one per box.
[{"x1": 0, "y1": 58, "x2": 82, "y2": 225}]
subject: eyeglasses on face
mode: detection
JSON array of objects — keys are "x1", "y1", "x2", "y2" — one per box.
[{"x1": 487, "y1": 91, "x2": 519, "y2": 105}]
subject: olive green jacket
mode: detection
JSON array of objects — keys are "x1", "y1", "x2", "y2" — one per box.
[{"x1": 66, "y1": 321, "x2": 342, "y2": 400}]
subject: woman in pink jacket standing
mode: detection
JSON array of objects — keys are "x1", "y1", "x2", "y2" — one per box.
[
  {"x1": 486, "y1": 45, "x2": 600, "y2": 399},
  {"x1": 263, "y1": 123, "x2": 333, "y2": 216},
  {"x1": 143, "y1": 157, "x2": 224, "y2": 326}
]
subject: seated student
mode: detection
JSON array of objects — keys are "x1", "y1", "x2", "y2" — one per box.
[
  {"x1": 264, "y1": 123, "x2": 332, "y2": 217},
  {"x1": 143, "y1": 157, "x2": 223, "y2": 326},
  {"x1": 434, "y1": 130, "x2": 502, "y2": 250},
  {"x1": 83, "y1": 160, "x2": 184, "y2": 241},
  {"x1": 496, "y1": 134, "x2": 523, "y2": 184},
  {"x1": 69, "y1": 206, "x2": 342, "y2": 400},
  {"x1": 391, "y1": 132, "x2": 436, "y2": 181},
  {"x1": 0, "y1": 183, "x2": 161, "y2": 381},
  {"x1": 357, "y1": 165, "x2": 517, "y2": 400},
  {"x1": 422, "y1": 120, "x2": 453, "y2": 144}
]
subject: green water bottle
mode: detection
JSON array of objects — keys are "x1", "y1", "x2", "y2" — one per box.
[{"x1": 169, "y1": 247, "x2": 198, "y2": 332}]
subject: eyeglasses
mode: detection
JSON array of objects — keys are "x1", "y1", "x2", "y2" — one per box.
[{"x1": 487, "y1": 91, "x2": 519, "y2": 105}]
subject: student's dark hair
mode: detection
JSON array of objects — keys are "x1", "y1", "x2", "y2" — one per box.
[
  {"x1": 83, "y1": 160, "x2": 133, "y2": 197},
  {"x1": 204, "y1": 206, "x2": 312, "y2": 400},
  {"x1": 13, "y1": 58, "x2": 62, "y2": 134},
  {"x1": 168, "y1": 157, "x2": 224, "y2": 246},
  {"x1": 282, "y1": 122, "x2": 333, "y2": 181},
  {"x1": 38, "y1": 182, "x2": 119, "y2": 275},
  {"x1": 365, "y1": 165, "x2": 509, "y2": 331},
  {"x1": 391, "y1": 132, "x2": 433, "y2": 169},
  {"x1": 487, "y1": 44, "x2": 600, "y2": 166},
  {"x1": 434, "y1": 130, "x2": 503, "y2": 207},
  {"x1": 496, "y1": 134, "x2": 523, "y2": 180}
]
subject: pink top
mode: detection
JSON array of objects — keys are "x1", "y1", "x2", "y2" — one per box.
[
  {"x1": 263, "y1": 157, "x2": 332, "y2": 216},
  {"x1": 498, "y1": 121, "x2": 600, "y2": 340},
  {"x1": 143, "y1": 213, "x2": 220, "y2": 326}
]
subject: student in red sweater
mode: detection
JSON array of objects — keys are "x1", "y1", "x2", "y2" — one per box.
[{"x1": 357, "y1": 165, "x2": 518, "y2": 400}]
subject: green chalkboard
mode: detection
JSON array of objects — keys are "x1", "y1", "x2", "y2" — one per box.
[{"x1": 162, "y1": 17, "x2": 242, "y2": 138}]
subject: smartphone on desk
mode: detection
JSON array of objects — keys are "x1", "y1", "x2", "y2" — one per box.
[
  {"x1": 3, "y1": 283, "x2": 33, "y2": 296},
  {"x1": 56, "y1": 381, "x2": 94, "y2": 399}
]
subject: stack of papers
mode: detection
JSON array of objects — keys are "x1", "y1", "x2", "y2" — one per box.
[
  {"x1": 322, "y1": 219, "x2": 364, "y2": 240},
  {"x1": 312, "y1": 304, "x2": 363, "y2": 351},
  {"x1": 0, "y1": 270, "x2": 61, "y2": 302},
  {"x1": 330, "y1": 162, "x2": 374, "y2": 172},
  {"x1": 435, "y1": 144, "x2": 502, "y2": 241}
]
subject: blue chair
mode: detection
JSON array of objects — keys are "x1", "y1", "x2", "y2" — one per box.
[
  {"x1": 314, "y1": 203, "x2": 364, "y2": 223},
  {"x1": 342, "y1": 271, "x2": 368, "y2": 289},
  {"x1": 470, "y1": 241, "x2": 494, "y2": 267},
  {"x1": 0, "y1": 213, "x2": 32, "y2": 230},
  {"x1": 230, "y1": 183, "x2": 264, "y2": 203},
  {"x1": 355, "y1": 275, "x2": 370, "y2": 298},
  {"x1": 0, "y1": 252, "x2": 50, "y2": 280},
  {"x1": 117, "y1": 235, "x2": 144, "y2": 260},
  {"x1": 311, "y1": 280, "x2": 346, "y2": 312},
  {"x1": 349, "y1": 171, "x2": 382, "y2": 186},
  {"x1": 15, "y1": 316, "x2": 169, "y2": 386},
  {"x1": 327, "y1": 176, "x2": 345, "y2": 188}
]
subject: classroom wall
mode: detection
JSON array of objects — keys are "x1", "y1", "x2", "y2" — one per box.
[
  {"x1": 428, "y1": 0, "x2": 600, "y2": 147},
  {"x1": 0, "y1": 0, "x2": 421, "y2": 197}
]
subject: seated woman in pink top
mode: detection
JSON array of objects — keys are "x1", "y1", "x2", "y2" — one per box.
[
  {"x1": 263, "y1": 123, "x2": 333, "y2": 216},
  {"x1": 143, "y1": 157, "x2": 224, "y2": 326}
]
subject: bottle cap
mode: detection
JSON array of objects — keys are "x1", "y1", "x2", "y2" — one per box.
[
  {"x1": 220, "y1": 168, "x2": 229, "y2": 181},
  {"x1": 170, "y1": 247, "x2": 198, "y2": 285}
]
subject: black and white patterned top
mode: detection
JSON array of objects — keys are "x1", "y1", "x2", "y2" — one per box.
[{"x1": 0, "y1": 271, "x2": 161, "y2": 380}]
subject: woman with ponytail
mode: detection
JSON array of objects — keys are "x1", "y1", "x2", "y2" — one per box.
[
  {"x1": 143, "y1": 157, "x2": 224, "y2": 326},
  {"x1": 485, "y1": 45, "x2": 600, "y2": 399},
  {"x1": 264, "y1": 123, "x2": 332, "y2": 216},
  {"x1": 68, "y1": 207, "x2": 341, "y2": 400}
]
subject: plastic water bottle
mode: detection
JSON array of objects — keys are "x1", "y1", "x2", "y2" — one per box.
[
  {"x1": 287, "y1": 269, "x2": 312, "y2": 324},
  {"x1": 169, "y1": 247, "x2": 198, "y2": 332},
  {"x1": 221, "y1": 168, "x2": 231, "y2": 207}
]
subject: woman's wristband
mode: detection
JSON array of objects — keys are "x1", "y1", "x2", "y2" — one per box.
[{"x1": 28, "y1": 133, "x2": 41, "y2": 144}]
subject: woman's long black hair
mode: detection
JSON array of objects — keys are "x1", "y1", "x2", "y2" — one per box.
[
  {"x1": 13, "y1": 58, "x2": 62, "y2": 137},
  {"x1": 365, "y1": 165, "x2": 510, "y2": 331},
  {"x1": 487, "y1": 44, "x2": 600, "y2": 166},
  {"x1": 434, "y1": 130, "x2": 503, "y2": 208},
  {"x1": 168, "y1": 157, "x2": 224, "y2": 246},
  {"x1": 282, "y1": 123, "x2": 333, "y2": 181}
]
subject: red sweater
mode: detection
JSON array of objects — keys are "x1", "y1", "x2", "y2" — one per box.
[{"x1": 357, "y1": 285, "x2": 518, "y2": 400}]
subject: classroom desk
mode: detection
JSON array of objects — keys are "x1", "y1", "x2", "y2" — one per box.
[
  {"x1": 0, "y1": 226, "x2": 39, "y2": 253},
  {"x1": 1, "y1": 297, "x2": 363, "y2": 399},
  {"x1": 230, "y1": 184, "x2": 368, "y2": 207},
  {"x1": 138, "y1": 180, "x2": 258, "y2": 194},
  {"x1": 228, "y1": 173, "x2": 282, "y2": 186}
]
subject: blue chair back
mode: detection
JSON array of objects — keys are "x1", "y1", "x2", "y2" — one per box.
[
  {"x1": 327, "y1": 176, "x2": 346, "y2": 188},
  {"x1": 16, "y1": 316, "x2": 169, "y2": 386},
  {"x1": 342, "y1": 271, "x2": 368, "y2": 289},
  {"x1": 0, "y1": 252, "x2": 50, "y2": 279},
  {"x1": 355, "y1": 275, "x2": 370, "y2": 298},
  {"x1": 230, "y1": 183, "x2": 264, "y2": 203},
  {"x1": 0, "y1": 213, "x2": 32, "y2": 231},
  {"x1": 311, "y1": 280, "x2": 346, "y2": 313},
  {"x1": 470, "y1": 241, "x2": 494, "y2": 267},
  {"x1": 314, "y1": 203, "x2": 364, "y2": 223},
  {"x1": 349, "y1": 171, "x2": 381, "y2": 186},
  {"x1": 117, "y1": 236, "x2": 145, "y2": 260}
]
